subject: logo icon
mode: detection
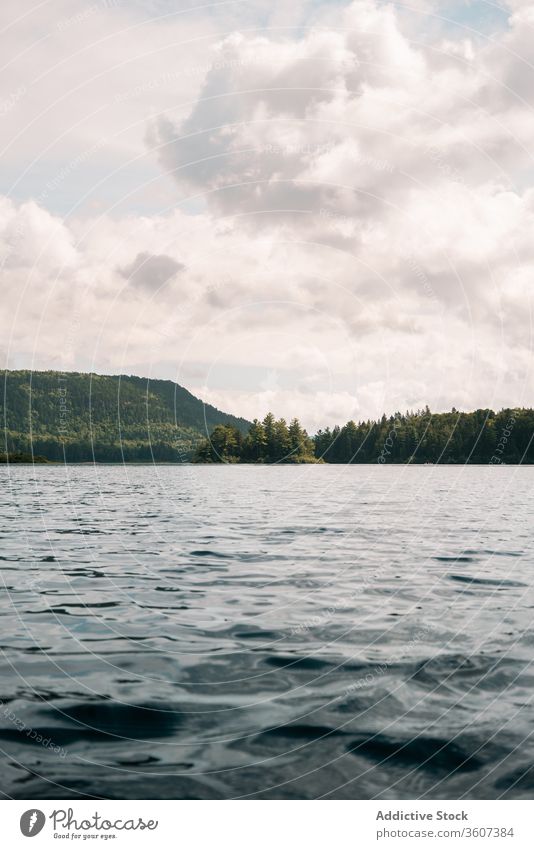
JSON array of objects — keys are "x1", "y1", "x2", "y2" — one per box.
[{"x1": 20, "y1": 810, "x2": 46, "y2": 837}]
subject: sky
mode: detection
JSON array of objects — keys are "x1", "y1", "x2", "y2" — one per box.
[{"x1": 1, "y1": 0, "x2": 533, "y2": 430}]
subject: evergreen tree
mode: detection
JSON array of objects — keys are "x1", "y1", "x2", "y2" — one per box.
[
  {"x1": 272, "y1": 418, "x2": 290, "y2": 461},
  {"x1": 262, "y1": 413, "x2": 277, "y2": 460},
  {"x1": 243, "y1": 418, "x2": 267, "y2": 461}
]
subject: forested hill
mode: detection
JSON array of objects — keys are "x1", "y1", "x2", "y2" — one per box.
[
  {"x1": 1, "y1": 370, "x2": 250, "y2": 462},
  {"x1": 2, "y1": 370, "x2": 533, "y2": 465}
]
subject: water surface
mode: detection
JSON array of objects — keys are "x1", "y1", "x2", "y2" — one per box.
[{"x1": 0, "y1": 465, "x2": 533, "y2": 799}]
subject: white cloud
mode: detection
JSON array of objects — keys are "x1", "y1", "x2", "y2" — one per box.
[{"x1": 1, "y1": 0, "x2": 534, "y2": 428}]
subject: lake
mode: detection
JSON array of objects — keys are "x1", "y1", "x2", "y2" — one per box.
[{"x1": 0, "y1": 464, "x2": 533, "y2": 799}]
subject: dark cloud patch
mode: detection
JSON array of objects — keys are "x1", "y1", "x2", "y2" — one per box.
[{"x1": 119, "y1": 252, "x2": 185, "y2": 291}]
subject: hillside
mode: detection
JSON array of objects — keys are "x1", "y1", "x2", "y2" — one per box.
[{"x1": 0, "y1": 370, "x2": 250, "y2": 462}]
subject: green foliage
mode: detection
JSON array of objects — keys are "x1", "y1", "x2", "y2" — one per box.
[
  {"x1": 1, "y1": 370, "x2": 250, "y2": 462},
  {"x1": 244, "y1": 419, "x2": 267, "y2": 461},
  {"x1": 314, "y1": 408, "x2": 534, "y2": 464},
  {"x1": 195, "y1": 413, "x2": 318, "y2": 464},
  {"x1": 194, "y1": 424, "x2": 243, "y2": 462},
  {"x1": 3, "y1": 370, "x2": 533, "y2": 465},
  {"x1": 0, "y1": 452, "x2": 48, "y2": 463}
]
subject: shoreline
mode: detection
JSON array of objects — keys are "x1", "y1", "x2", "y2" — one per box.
[{"x1": 1, "y1": 461, "x2": 532, "y2": 467}]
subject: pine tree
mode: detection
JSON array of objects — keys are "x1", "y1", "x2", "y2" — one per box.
[
  {"x1": 273, "y1": 418, "x2": 290, "y2": 461},
  {"x1": 244, "y1": 419, "x2": 267, "y2": 461}
]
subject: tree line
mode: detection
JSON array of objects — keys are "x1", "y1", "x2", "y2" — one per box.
[
  {"x1": 2, "y1": 369, "x2": 534, "y2": 464},
  {"x1": 195, "y1": 408, "x2": 534, "y2": 464},
  {"x1": 194, "y1": 413, "x2": 318, "y2": 463}
]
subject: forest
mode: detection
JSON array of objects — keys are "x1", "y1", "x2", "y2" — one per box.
[
  {"x1": 194, "y1": 413, "x2": 318, "y2": 463},
  {"x1": 1, "y1": 370, "x2": 249, "y2": 462},
  {"x1": 195, "y1": 408, "x2": 534, "y2": 465},
  {"x1": 1, "y1": 370, "x2": 533, "y2": 464}
]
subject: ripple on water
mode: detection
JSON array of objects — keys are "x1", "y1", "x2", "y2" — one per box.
[
  {"x1": 346, "y1": 734, "x2": 484, "y2": 774},
  {"x1": 447, "y1": 574, "x2": 527, "y2": 588},
  {"x1": 1, "y1": 464, "x2": 534, "y2": 799}
]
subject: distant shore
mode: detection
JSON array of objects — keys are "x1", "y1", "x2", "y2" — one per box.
[
  {"x1": 3, "y1": 369, "x2": 532, "y2": 465},
  {"x1": 2, "y1": 458, "x2": 532, "y2": 467}
]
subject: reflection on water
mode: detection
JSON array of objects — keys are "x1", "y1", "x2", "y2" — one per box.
[{"x1": 0, "y1": 464, "x2": 533, "y2": 799}]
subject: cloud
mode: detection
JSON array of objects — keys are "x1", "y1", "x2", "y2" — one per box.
[
  {"x1": 118, "y1": 251, "x2": 185, "y2": 291},
  {"x1": 2, "y1": 0, "x2": 534, "y2": 427}
]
